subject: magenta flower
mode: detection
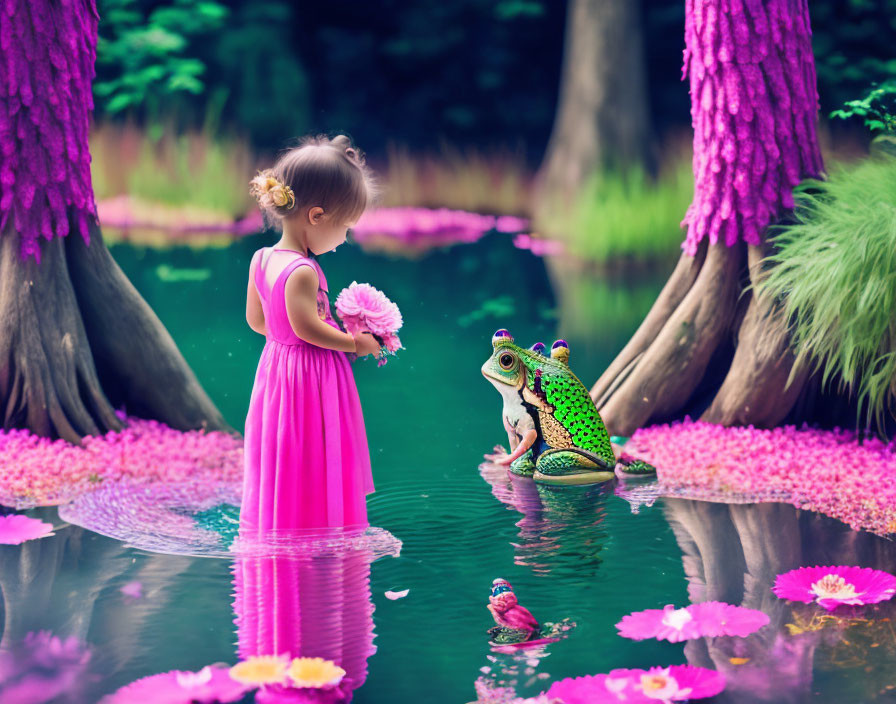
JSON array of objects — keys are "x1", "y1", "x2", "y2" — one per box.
[
  {"x1": 546, "y1": 665, "x2": 725, "y2": 703},
  {"x1": 335, "y1": 282, "x2": 403, "y2": 366},
  {"x1": 0, "y1": 514, "x2": 54, "y2": 544},
  {"x1": 773, "y1": 565, "x2": 896, "y2": 611},
  {"x1": 616, "y1": 602, "x2": 769, "y2": 642},
  {"x1": 0, "y1": 631, "x2": 91, "y2": 704},
  {"x1": 100, "y1": 665, "x2": 249, "y2": 704}
]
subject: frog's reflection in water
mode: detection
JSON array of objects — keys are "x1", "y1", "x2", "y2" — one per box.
[
  {"x1": 664, "y1": 499, "x2": 896, "y2": 704},
  {"x1": 480, "y1": 463, "x2": 611, "y2": 579},
  {"x1": 232, "y1": 533, "x2": 377, "y2": 703}
]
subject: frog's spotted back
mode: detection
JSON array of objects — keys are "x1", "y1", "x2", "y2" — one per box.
[{"x1": 487, "y1": 330, "x2": 615, "y2": 467}]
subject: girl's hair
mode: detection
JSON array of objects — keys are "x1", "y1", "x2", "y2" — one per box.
[{"x1": 249, "y1": 134, "x2": 378, "y2": 230}]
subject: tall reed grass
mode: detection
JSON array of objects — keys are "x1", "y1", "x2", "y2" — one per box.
[
  {"x1": 544, "y1": 152, "x2": 694, "y2": 264},
  {"x1": 90, "y1": 122, "x2": 254, "y2": 217}
]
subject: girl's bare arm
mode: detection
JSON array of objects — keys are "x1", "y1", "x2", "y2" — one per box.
[{"x1": 283, "y1": 266, "x2": 358, "y2": 352}]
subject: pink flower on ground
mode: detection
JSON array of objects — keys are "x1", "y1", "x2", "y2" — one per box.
[
  {"x1": 0, "y1": 514, "x2": 54, "y2": 544},
  {"x1": 616, "y1": 602, "x2": 769, "y2": 642},
  {"x1": 100, "y1": 665, "x2": 249, "y2": 704},
  {"x1": 547, "y1": 665, "x2": 724, "y2": 703},
  {"x1": 773, "y1": 565, "x2": 896, "y2": 611}
]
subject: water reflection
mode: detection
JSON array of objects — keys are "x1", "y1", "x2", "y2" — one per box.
[
  {"x1": 480, "y1": 463, "x2": 610, "y2": 580},
  {"x1": 232, "y1": 532, "x2": 379, "y2": 702},
  {"x1": 0, "y1": 510, "x2": 192, "y2": 702},
  {"x1": 664, "y1": 499, "x2": 896, "y2": 703}
]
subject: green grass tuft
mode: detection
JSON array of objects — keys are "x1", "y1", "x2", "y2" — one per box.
[
  {"x1": 544, "y1": 154, "x2": 694, "y2": 264},
  {"x1": 756, "y1": 155, "x2": 896, "y2": 431}
]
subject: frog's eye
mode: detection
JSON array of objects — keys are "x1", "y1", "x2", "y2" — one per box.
[{"x1": 499, "y1": 352, "x2": 516, "y2": 370}]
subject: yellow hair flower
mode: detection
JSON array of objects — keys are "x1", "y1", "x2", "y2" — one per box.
[
  {"x1": 229, "y1": 655, "x2": 290, "y2": 685},
  {"x1": 269, "y1": 183, "x2": 295, "y2": 209},
  {"x1": 248, "y1": 171, "x2": 295, "y2": 210},
  {"x1": 287, "y1": 657, "x2": 346, "y2": 688}
]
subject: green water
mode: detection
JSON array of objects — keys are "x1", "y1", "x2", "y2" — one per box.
[{"x1": 5, "y1": 235, "x2": 896, "y2": 703}]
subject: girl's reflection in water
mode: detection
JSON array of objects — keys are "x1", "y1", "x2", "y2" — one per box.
[{"x1": 232, "y1": 531, "x2": 377, "y2": 703}]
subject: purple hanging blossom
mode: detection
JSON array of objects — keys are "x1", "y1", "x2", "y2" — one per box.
[{"x1": 0, "y1": 0, "x2": 99, "y2": 263}]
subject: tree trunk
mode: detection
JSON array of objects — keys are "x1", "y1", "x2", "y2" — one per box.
[
  {"x1": 590, "y1": 0, "x2": 825, "y2": 436},
  {"x1": 0, "y1": 217, "x2": 233, "y2": 444},
  {"x1": 536, "y1": 0, "x2": 651, "y2": 218}
]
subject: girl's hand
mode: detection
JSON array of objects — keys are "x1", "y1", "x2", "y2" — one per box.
[{"x1": 353, "y1": 332, "x2": 381, "y2": 357}]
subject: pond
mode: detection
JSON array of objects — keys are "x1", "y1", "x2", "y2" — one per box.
[{"x1": 3, "y1": 234, "x2": 896, "y2": 703}]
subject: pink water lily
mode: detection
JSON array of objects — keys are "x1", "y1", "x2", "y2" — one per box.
[
  {"x1": 616, "y1": 602, "x2": 769, "y2": 642},
  {"x1": 547, "y1": 665, "x2": 725, "y2": 703},
  {"x1": 773, "y1": 565, "x2": 896, "y2": 611},
  {"x1": 0, "y1": 514, "x2": 54, "y2": 544},
  {"x1": 100, "y1": 665, "x2": 249, "y2": 703}
]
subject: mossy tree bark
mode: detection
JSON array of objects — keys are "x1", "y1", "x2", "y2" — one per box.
[
  {"x1": 591, "y1": 0, "x2": 825, "y2": 436},
  {"x1": 0, "y1": 0, "x2": 231, "y2": 443}
]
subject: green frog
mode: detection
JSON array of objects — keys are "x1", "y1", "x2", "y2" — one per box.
[{"x1": 481, "y1": 329, "x2": 654, "y2": 485}]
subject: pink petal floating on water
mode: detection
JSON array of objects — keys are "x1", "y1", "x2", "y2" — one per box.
[
  {"x1": 100, "y1": 665, "x2": 249, "y2": 704},
  {"x1": 0, "y1": 514, "x2": 54, "y2": 544},
  {"x1": 120, "y1": 581, "x2": 143, "y2": 599},
  {"x1": 616, "y1": 602, "x2": 769, "y2": 642},
  {"x1": 384, "y1": 589, "x2": 409, "y2": 600},
  {"x1": 773, "y1": 565, "x2": 896, "y2": 611},
  {"x1": 547, "y1": 665, "x2": 725, "y2": 703}
]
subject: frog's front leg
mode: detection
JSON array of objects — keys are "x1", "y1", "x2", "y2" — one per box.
[{"x1": 502, "y1": 429, "x2": 537, "y2": 477}]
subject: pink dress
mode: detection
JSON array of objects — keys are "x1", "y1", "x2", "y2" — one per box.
[{"x1": 241, "y1": 247, "x2": 374, "y2": 534}]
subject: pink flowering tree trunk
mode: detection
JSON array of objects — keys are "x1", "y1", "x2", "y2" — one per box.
[
  {"x1": 591, "y1": 0, "x2": 824, "y2": 435},
  {"x1": 0, "y1": 0, "x2": 230, "y2": 443}
]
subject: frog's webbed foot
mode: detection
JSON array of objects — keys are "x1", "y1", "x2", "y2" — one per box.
[
  {"x1": 616, "y1": 453, "x2": 657, "y2": 475},
  {"x1": 508, "y1": 449, "x2": 535, "y2": 477},
  {"x1": 533, "y1": 449, "x2": 616, "y2": 485}
]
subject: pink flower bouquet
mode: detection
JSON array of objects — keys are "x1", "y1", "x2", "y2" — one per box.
[{"x1": 335, "y1": 282, "x2": 403, "y2": 366}]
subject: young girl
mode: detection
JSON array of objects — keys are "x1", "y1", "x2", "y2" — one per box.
[{"x1": 241, "y1": 134, "x2": 381, "y2": 536}]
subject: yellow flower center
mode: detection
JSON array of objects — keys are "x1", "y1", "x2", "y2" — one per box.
[
  {"x1": 229, "y1": 655, "x2": 289, "y2": 685},
  {"x1": 642, "y1": 674, "x2": 670, "y2": 692},
  {"x1": 811, "y1": 574, "x2": 858, "y2": 601},
  {"x1": 287, "y1": 657, "x2": 346, "y2": 688}
]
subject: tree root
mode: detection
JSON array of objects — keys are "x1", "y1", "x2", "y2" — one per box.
[
  {"x1": 591, "y1": 239, "x2": 707, "y2": 407},
  {"x1": 592, "y1": 239, "x2": 820, "y2": 435},
  {"x1": 0, "y1": 219, "x2": 232, "y2": 444},
  {"x1": 0, "y1": 228, "x2": 119, "y2": 443},
  {"x1": 596, "y1": 242, "x2": 744, "y2": 436},
  {"x1": 66, "y1": 221, "x2": 231, "y2": 434}
]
